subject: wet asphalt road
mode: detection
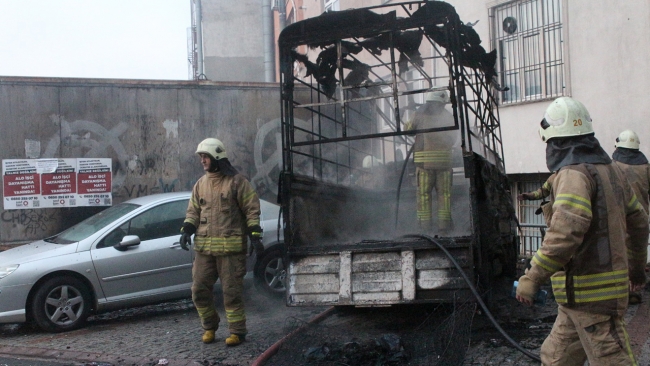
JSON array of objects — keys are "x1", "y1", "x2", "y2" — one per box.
[
  {"x1": 1, "y1": 278, "x2": 649, "y2": 365},
  {"x1": 0, "y1": 357, "x2": 73, "y2": 366},
  {"x1": 0, "y1": 281, "x2": 328, "y2": 366}
]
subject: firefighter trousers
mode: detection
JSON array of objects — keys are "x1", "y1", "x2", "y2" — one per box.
[
  {"x1": 416, "y1": 167, "x2": 452, "y2": 231},
  {"x1": 191, "y1": 251, "x2": 248, "y2": 335},
  {"x1": 540, "y1": 305, "x2": 637, "y2": 366}
]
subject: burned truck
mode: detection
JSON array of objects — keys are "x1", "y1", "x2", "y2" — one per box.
[{"x1": 277, "y1": 1, "x2": 518, "y2": 307}]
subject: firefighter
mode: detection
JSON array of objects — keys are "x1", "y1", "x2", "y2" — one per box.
[
  {"x1": 406, "y1": 89, "x2": 458, "y2": 233},
  {"x1": 612, "y1": 129, "x2": 650, "y2": 304},
  {"x1": 515, "y1": 97, "x2": 649, "y2": 365},
  {"x1": 517, "y1": 172, "x2": 556, "y2": 201},
  {"x1": 179, "y1": 138, "x2": 263, "y2": 346}
]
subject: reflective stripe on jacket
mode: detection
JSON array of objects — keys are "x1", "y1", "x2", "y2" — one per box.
[
  {"x1": 529, "y1": 173, "x2": 556, "y2": 200},
  {"x1": 185, "y1": 171, "x2": 261, "y2": 255},
  {"x1": 409, "y1": 104, "x2": 458, "y2": 170},
  {"x1": 529, "y1": 163, "x2": 648, "y2": 317}
]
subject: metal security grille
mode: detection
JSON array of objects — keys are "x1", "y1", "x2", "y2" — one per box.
[
  {"x1": 492, "y1": 0, "x2": 565, "y2": 104},
  {"x1": 280, "y1": 1, "x2": 507, "y2": 187},
  {"x1": 324, "y1": 0, "x2": 340, "y2": 12},
  {"x1": 516, "y1": 180, "x2": 548, "y2": 256}
]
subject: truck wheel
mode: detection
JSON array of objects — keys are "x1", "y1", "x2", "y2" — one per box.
[
  {"x1": 254, "y1": 248, "x2": 286, "y2": 298},
  {"x1": 31, "y1": 276, "x2": 91, "y2": 332}
]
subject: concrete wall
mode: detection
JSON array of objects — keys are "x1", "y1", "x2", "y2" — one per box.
[
  {"x1": 201, "y1": 0, "x2": 266, "y2": 82},
  {"x1": 0, "y1": 77, "x2": 286, "y2": 244}
]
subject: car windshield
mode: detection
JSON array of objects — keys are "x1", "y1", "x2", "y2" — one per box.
[{"x1": 45, "y1": 203, "x2": 140, "y2": 244}]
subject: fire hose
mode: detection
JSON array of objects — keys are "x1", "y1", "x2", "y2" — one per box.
[{"x1": 403, "y1": 234, "x2": 542, "y2": 363}]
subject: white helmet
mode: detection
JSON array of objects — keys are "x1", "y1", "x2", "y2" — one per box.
[
  {"x1": 362, "y1": 155, "x2": 382, "y2": 168},
  {"x1": 615, "y1": 129, "x2": 640, "y2": 149},
  {"x1": 538, "y1": 97, "x2": 593, "y2": 142},
  {"x1": 425, "y1": 89, "x2": 450, "y2": 104},
  {"x1": 196, "y1": 138, "x2": 227, "y2": 160}
]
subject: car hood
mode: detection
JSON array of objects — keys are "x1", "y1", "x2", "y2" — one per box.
[{"x1": 0, "y1": 240, "x2": 78, "y2": 266}]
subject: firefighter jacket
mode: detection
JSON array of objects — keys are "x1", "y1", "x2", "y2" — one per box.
[
  {"x1": 613, "y1": 160, "x2": 650, "y2": 214},
  {"x1": 408, "y1": 105, "x2": 458, "y2": 170},
  {"x1": 527, "y1": 163, "x2": 648, "y2": 317},
  {"x1": 184, "y1": 171, "x2": 261, "y2": 255},
  {"x1": 527, "y1": 172, "x2": 556, "y2": 200}
]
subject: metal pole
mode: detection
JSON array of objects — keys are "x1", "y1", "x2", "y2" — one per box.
[
  {"x1": 263, "y1": 0, "x2": 276, "y2": 82},
  {"x1": 278, "y1": 0, "x2": 287, "y2": 31},
  {"x1": 195, "y1": 0, "x2": 204, "y2": 78}
]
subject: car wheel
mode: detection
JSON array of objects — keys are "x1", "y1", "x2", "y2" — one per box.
[
  {"x1": 254, "y1": 248, "x2": 286, "y2": 298},
  {"x1": 31, "y1": 276, "x2": 91, "y2": 332}
]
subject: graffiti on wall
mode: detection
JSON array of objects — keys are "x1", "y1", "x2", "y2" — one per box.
[
  {"x1": 43, "y1": 115, "x2": 130, "y2": 189},
  {"x1": 250, "y1": 118, "x2": 312, "y2": 200},
  {"x1": 122, "y1": 178, "x2": 181, "y2": 198},
  {"x1": 1, "y1": 209, "x2": 57, "y2": 235}
]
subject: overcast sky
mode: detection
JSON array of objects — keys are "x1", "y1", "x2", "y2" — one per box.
[{"x1": 0, "y1": 0, "x2": 191, "y2": 80}]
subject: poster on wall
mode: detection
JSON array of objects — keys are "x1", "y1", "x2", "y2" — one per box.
[
  {"x1": 2, "y1": 159, "x2": 41, "y2": 209},
  {"x1": 77, "y1": 158, "x2": 112, "y2": 207},
  {"x1": 40, "y1": 158, "x2": 78, "y2": 208},
  {"x1": 2, "y1": 158, "x2": 112, "y2": 210}
]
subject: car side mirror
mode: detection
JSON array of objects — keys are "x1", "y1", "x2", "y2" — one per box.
[{"x1": 114, "y1": 235, "x2": 141, "y2": 251}]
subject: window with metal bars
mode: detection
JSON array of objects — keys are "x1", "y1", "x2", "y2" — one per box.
[
  {"x1": 516, "y1": 179, "x2": 549, "y2": 256},
  {"x1": 491, "y1": 0, "x2": 566, "y2": 104},
  {"x1": 324, "y1": 0, "x2": 339, "y2": 12}
]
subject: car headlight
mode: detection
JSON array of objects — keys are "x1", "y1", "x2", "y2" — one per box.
[{"x1": 0, "y1": 265, "x2": 19, "y2": 279}]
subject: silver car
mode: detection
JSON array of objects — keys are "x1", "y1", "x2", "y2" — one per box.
[{"x1": 0, "y1": 192, "x2": 286, "y2": 332}]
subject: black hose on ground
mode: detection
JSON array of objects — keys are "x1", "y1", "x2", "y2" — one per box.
[
  {"x1": 395, "y1": 144, "x2": 416, "y2": 228},
  {"x1": 402, "y1": 233, "x2": 542, "y2": 363}
]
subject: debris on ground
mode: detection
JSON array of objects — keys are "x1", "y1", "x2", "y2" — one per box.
[{"x1": 302, "y1": 334, "x2": 409, "y2": 365}]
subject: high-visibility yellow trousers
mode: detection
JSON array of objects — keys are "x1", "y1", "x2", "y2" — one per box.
[
  {"x1": 416, "y1": 167, "x2": 452, "y2": 231},
  {"x1": 192, "y1": 251, "x2": 248, "y2": 335}
]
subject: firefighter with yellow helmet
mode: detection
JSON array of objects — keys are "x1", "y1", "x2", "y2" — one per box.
[
  {"x1": 406, "y1": 88, "x2": 458, "y2": 233},
  {"x1": 179, "y1": 138, "x2": 263, "y2": 346},
  {"x1": 515, "y1": 97, "x2": 648, "y2": 365}
]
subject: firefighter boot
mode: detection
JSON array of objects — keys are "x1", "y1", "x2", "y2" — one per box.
[
  {"x1": 202, "y1": 329, "x2": 215, "y2": 344},
  {"x1": 225, "y1": 334, "x2": 246, "y2": 346},
  {"x1": 629, "y1": 292, "x2": 642, "y2": 305}
]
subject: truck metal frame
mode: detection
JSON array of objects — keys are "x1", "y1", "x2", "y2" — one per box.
[{"x1": 278, "y1": 1, "x2": 518, "y2": 307}]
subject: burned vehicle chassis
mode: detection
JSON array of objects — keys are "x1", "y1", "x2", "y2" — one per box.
[{"x1": 278, "y1": 1, "x2": 518, "y2": 307}]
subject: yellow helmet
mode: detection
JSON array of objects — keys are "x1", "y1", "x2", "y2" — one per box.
[
  {"x1": 196, "y1": 138, "x2": 227, "y2": 160},
  {"x1": 615, "y1": 129, "x2": 640, "y2": 149},
  {"x1": 538, "y1": 97, "x2": 593, "y2": 142}
]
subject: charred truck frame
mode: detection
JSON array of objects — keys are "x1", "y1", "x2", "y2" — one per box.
[{"x1": 278, "y1": 1, "x2": 518, "y2": 307}]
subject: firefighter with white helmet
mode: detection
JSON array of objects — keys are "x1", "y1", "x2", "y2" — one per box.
[
  {"x1": 612, "y1": 129, "x2": 649, "y2": 213},
  {"x1": 516, "y1": 97, "x2": 648, "y2": 365},
  {"x1": 180, "y1": 137, "x2": 262, "y2": 346},
  {"x1": 405, "y1": 88, "x2": 458, "y2": 233},
  {"x1": 612, "y1": 128, "x2": 650, "y2": 303}
]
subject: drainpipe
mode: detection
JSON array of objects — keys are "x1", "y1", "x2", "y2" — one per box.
[
  {"x1": 263, "y1": 0, "x2": 275, "y2": 82},
  {"x1": 278, "y1": 0, "x2": 286, "y2": 31},
  {"x1": 196, "y1": 0, "x2": 205, "y2": 78}
]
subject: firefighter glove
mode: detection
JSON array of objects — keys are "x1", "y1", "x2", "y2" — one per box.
[
  {"x1": 516, "y1": 274, "x2": 539, "y2": 303},
  {"x1": 179, "y1": 232, "x2": 192, "y2": 251},
  {"x1": 179, "y1": 222, "x2": 196, "y2": 251},
  {"x1": 248, "y1": 225, "x2": 264, "y2": 255},
  {"x1": 181, "y1": 222, "x2": 197, "y2": 235}
]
